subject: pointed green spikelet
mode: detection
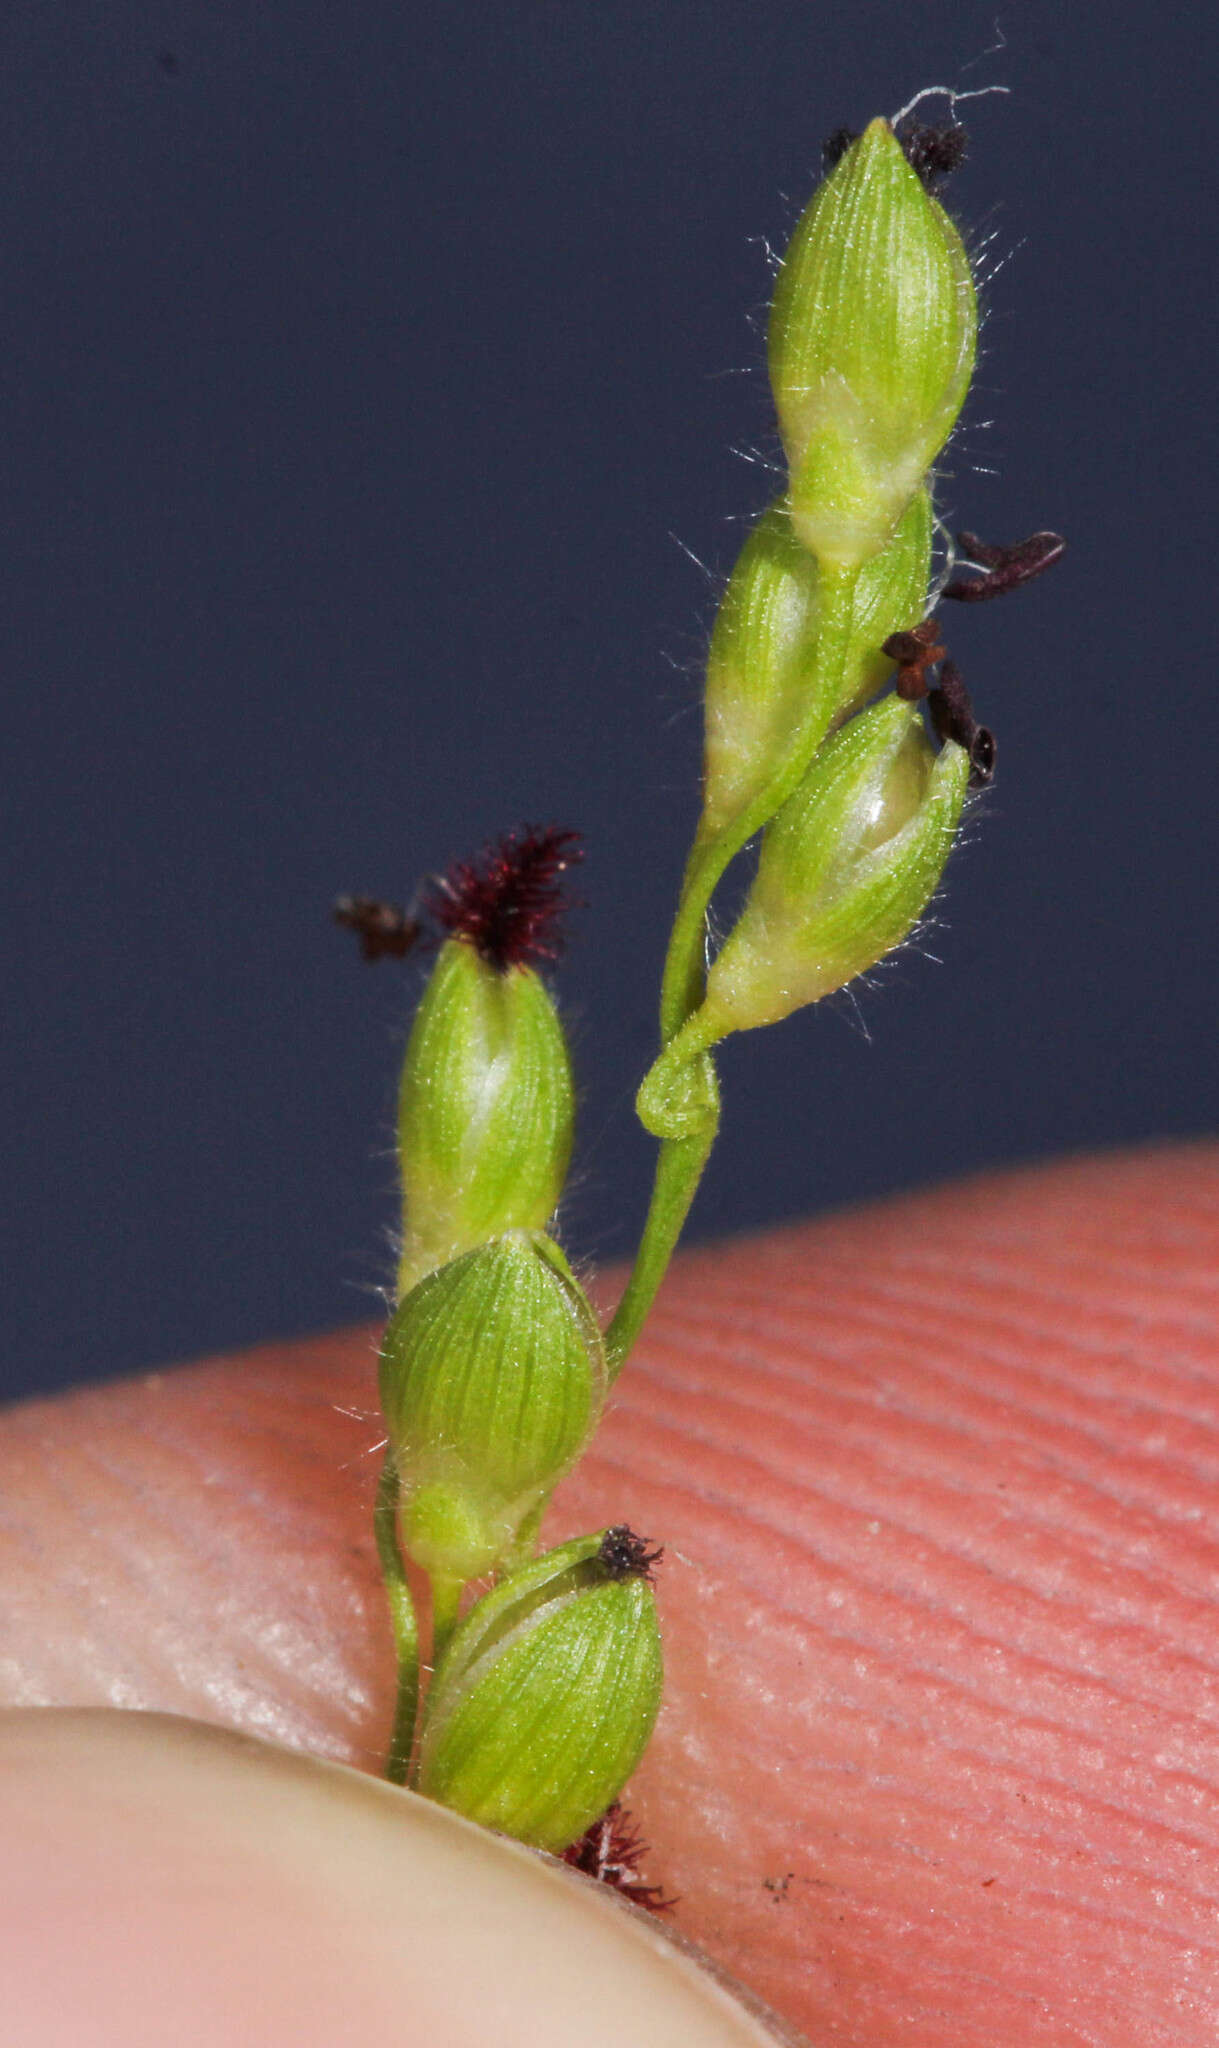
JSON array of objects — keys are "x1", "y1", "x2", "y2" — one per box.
[
  {"x1": 637, "y1": 696, "x2": 969, "y2": 1139},
  {"x1": 700, "y1": 486, "x2": 932, "y2": 840},
  {"x1": 769, "y1": 119, "x2": 976, "y2": 571},
  {"x1": 397, "y1": 940, "x2": 574, "y2": 1297},
  {"x1": 380, "y1": 1232, "x2": 605, "y2": 1582},
  {"x1": 418, "y1": 1528, "x2": 664, "y2": 1852},
  {"x1": 705, "y1": 693, "x2": 970, "y2": 1031}
]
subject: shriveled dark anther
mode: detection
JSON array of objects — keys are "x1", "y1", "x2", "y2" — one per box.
[
  {"x1": 943, "y1": 530, "x2": 1066, "y2": 604},
  {"x1": 883, "y1": 616, "x2": 946, "y2": 701},
  {"x1": 333, "y1": 896, "x2": 421, "y2": 962},
  {"x1": 597, "y1": 1525, "x2": 664, "y2": 1583},
  {"x1": 562, "y1": 1802, "x2": 676, "y2": 1913},
  {"x1": 822, "y1": 125, "x2": 860, "y2": 172},
  {"x1": 425, "y1": 825, "x2": 583, "y2": 974},
  {"x1": 928, "y1": 660, "x2": 996, "y2": 788},
  {"x1": 822, "y1": 121, "x2": 965, "y2": 190},
  {"x1": 898, "y1": 120, "x2": 969, "y2": 190}
]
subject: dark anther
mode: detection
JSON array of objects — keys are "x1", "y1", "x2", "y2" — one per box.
[
  {"x1": 425, "y1": 825, "x2": 583, "y2": 974},
  {"x1": 598, "y1": 1525, "x2": 664, "y2": 1583},
  {"x1": 562, "y1": 1803, "x2": 676, "y2": 1913},
  {"x1": 943, "y1": 530, "x2": 1066, "y2": 604},
  {"x1": 822, "y1": 121, "x2": 966, "y2": 192},
  {"x1": 336, "y1": 826, "x2": 583, "y2": 975},
  {"x1": 928, "y1": 660, "x2": 996, "y2": 788},
  {"x1": 882, "y1": 617, "x2": 946, "y2": 700},
  {"x1": 334, "y1": 896, "x2": 421, "y2": 962},
  {"x1": 898, "y1": 120, "x2": 969, "y2": 190},
  {"x1": 822, "y1": 126, "x2": 860, "y2": 172}
]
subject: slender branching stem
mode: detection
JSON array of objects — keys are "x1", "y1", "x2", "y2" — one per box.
[
  {"x1": 605, "y1": 1119, "x2": 717, "y2": 1377},
  {"x1": 610, "y1": 566, "x2": 860, "y2": 1376},
  {"x1": 375, "y1": 1450, "x2": 421, "y2": 1786}
]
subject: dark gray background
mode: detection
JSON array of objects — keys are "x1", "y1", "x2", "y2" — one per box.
[{"x1": 4, "y1": 4, "x2": 1214, "y2": 1400}]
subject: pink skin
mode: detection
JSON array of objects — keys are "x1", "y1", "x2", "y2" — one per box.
[
  {"x1": 2, "y1": 1143, "x2": 1217, "y2": 2044},
  {"x1": 0, "y1": 1713, "x2": 787, "y2": 2047}
]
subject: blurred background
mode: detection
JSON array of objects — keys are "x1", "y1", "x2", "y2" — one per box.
[{"x1": 4, "y1": 3, "x2": 1214, "y2": 1399}]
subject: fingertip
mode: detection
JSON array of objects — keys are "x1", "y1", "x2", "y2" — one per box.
[
  {"x1": 3, "y1": 1143, "x2": 1217, "y2": 2044},
  {"x1": 0, "y1": 1709, "x2": 793, "y2": 2047}
]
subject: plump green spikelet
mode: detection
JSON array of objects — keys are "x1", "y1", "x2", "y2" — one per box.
[
  {"x1": 768, "y1": 118, "x2": 976, "y2": 571},
  {"x1": 418, "y1": 1530, "x2": 664, "y2": 1852},
  {"x1": 637, "y1": 695, "x2": 969, "y2": 1140},
  {"x1": 704, "y1": 694, "x2": 970, "y2": 1031},
  {"x1": 700, "y1": 486, "x2": 932, "y2": 840},
  {"x1": 380, "y1": 1232, "x2": 605, "y2": 1581},
  {"x1": 396, "y1": 939, "x2": 574, "y2": 1298}
]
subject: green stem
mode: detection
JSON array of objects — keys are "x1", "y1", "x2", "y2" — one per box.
[
  {"x1": 612, "y1": 563, "x2": 859, "y2": 1377},
  {"x1": 503, "y1": 1497, "x2": 546, "y2": 1571},
  {"x1": 375, "y1": 1451, "x2": 421, "y2": 1787},
  {"x1": 605, "y1": 1109, "x2": 717, "y2": 1378},
  {"x1": 658, "y1": 828, "x2": 742, "y2": 1046},
  {"x1": 429, "y1": 1573, "x2": 464, "y2": 1673}
]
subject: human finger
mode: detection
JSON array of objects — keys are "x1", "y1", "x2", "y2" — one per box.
[
  {"x1": 0, "y1": 1707, "x2": 790, "y2": 2045},
  {"x1": 2, "y1": 1143, "x2": 1216, "y2": 2043}
]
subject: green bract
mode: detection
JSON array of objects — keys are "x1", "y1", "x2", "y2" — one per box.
[
  {"x1": 768, "y1": 118, "x2": 976, "y2": 571},
  {"x1": 705, "y1": 694, "x2": 970, "y2": 1031},
  {"x1": 418, "y1": 1530, "x2": 663, "y2": 1852},
  {"x1": 380, "y1": 1232, "x2": 605, "y2": 1581},
  {"x1": 397, "y1": 939, "x2": 574, "y2": 1297},
  {"x1": 700, "y1": 487, "x2": 932, "y2": 841}
]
